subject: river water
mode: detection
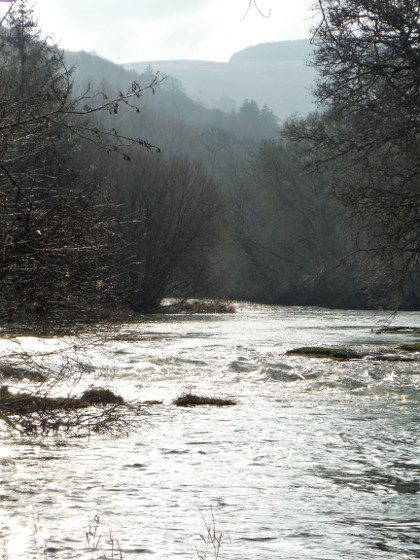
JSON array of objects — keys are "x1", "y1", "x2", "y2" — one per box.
[{"x1": 1, "y1": 303, "x2": 420, "y2": 559}]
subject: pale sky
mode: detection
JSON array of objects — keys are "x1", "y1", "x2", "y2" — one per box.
[{"x1": 1, "y1": 0, "x2": 315, "y2": 63}]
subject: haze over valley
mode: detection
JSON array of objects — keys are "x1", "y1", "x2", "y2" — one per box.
[
  {"x1": 123, "y1": 39, "x2": 316, "y2": 117},
  {"x1": 2, "y1": 3, "x2": 420, "y2": 560},
  {"x1": 62, "y1": 36, "x2": 418, "y2": 311}
]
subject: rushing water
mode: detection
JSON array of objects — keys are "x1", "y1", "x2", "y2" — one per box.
[{"x1": 1, "y1": 303, "x2": 420, "y2": 559}]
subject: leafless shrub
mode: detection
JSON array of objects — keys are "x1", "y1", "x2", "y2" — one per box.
[{"x1": 0, "y1": 339, "x2": 146, "y2": 436}]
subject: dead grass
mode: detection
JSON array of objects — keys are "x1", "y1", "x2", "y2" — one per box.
[
  {"x1": 0, "y1": 386, "x2": 125, "y2": 415},
  {"x1": 164, "y1": 299, "x2": 236, "y2": 314},
  {"x1": 2, "y1": 512, "x2": 224, "y2": 559},
  {"x1": 173, "y1": 393, "x2": 236, "y2": 407}
]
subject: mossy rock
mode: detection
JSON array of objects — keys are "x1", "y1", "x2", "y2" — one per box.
[
  {"x1": 399, "y1": 343, "x2": 420, "y2": 352},
  {"x1": 81, "y1": 388, "x2": 124, "y2": 405},
  {"x1": 0, "y1": 385, "x2": 11, "y2": 399},
  {"x1": 286, "y1": 346, "x2": 364, "y2": 361},
  {"x1": 173, "y1": 393, "x2": 236, "y2": 407}
]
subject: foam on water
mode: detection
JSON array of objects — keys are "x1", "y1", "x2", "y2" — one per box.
[{"x1": 1, "y1": 303, "x2": 420, "y2": 559}]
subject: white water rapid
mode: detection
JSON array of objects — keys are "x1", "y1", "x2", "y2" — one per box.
[{"x1": 1, "y1": 303, "x2": 420, "y2": 559}]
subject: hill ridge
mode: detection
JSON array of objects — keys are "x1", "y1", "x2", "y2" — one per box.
[{"x1": 123, "y1": 40, "x2": 316, "y2": 117}]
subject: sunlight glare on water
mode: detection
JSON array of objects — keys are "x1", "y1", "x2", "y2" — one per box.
[{"x1": 1, "y1": 303, "x2": 420, "y2": 559}]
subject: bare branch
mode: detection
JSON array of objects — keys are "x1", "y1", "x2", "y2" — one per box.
[{"x1": 241, "y1": 0, "x2": 271, "y2": 21}]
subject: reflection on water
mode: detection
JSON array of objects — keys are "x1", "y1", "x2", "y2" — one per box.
[{"x1": 1, "y1": 304, "x2": 420, "y2": 559}]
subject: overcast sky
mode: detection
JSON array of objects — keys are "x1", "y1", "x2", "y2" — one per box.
[{"x1": 1, "y1": 0, "x2": 314, "y2": 63}]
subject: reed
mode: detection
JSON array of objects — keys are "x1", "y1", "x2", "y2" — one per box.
[
  {"x1": 164, "y1": 299, "x2": 236, "y2": 314},
  {"x1": 197, "y1": 510, "x2": 224, "y2": 560},
  {"x1": 2, "y1": 513, "x2": 224, "y2": 560},
  {"x1": 173, "y1": 393, "x2": 236, "y2": 407}
]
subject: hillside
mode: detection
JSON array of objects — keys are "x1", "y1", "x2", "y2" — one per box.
[
  {"x1": 123, "y1": 40, "x2": 316, "y2": 118},
  {"x1": 229, "y1": 40, "x2": 313, "y2": 63}
]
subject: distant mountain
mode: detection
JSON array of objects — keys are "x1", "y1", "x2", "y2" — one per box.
[
  {"x1": 123, "y1": 40, "x2": 316, "y2": 118},
  {"x1": 229, "y1": 40, "x2": 313, "y2": 63}
]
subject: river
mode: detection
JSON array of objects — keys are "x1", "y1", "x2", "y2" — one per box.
[{"x1": 1, "y1": 303, "x2": 420, "y2": 559}]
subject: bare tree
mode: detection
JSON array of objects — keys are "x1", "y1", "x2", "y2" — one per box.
[
  {"x1": 110, "y1": 153, "x2": 224, "y2": 313},
  {"x1": 198, "y1": 126, "x2": 233, "y2": 173},
  {"x1": 286, "y1": 0, "x2": 420, "y2": 297},
  {"x1": 0, "y1": 1, "x2": 159, "y2": 320},
  {"x1": 0, "y1": 339, "x2": 145, "y2": 436}
]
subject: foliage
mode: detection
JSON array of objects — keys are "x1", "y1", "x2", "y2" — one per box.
[
  {"x1": 2, "y1": 0, "x2": 418, "y2": 324},
  {"x1": 225, "y1": 132, "x2": 371, "y2": 306},
  {"x1": 0, "y1": 352, "x2": 144, "y2": 436}
]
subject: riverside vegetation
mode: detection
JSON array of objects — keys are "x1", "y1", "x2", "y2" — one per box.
[
  {"x1": 0, "y1": 0, "x2": 419, "y2": 436},
  {"x1": 0, "y1": 1, "x2": 233, "y2": 436},
  {"x1": 1, "y1": 0, "x2": 420, "y2": 409},
  {"x1": 1, "y1": 2, "x2": 419, "y2": 558},
  {"x1": 1, "y1": 0, "x2": 419, "y2": 330}
]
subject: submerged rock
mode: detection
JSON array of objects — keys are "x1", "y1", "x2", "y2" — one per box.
[
  {"x1": 369, "y1": 355, "x2": 415, "y2": 362},
  {"x1": 286, "y1": 347, "x2": 364, "y2": 361},
  {"x1": 380, "y1": 327, "x2": 420, "y2": 334}
]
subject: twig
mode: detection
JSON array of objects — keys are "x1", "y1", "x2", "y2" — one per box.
[{"x1": 242, "y1": 0, "x2": 271, "y2": 21}]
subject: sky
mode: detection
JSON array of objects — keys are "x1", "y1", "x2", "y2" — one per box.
[{"x1": 1, "y1": 0, "x2": 315, "y2": 63}]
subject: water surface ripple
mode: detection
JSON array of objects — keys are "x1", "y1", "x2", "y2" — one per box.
[{"x1": 1, "y1": 304, "x2": 420, "y2": 559}]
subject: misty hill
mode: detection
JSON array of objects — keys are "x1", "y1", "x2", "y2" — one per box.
[
  {"x1": 65, "y1": 50, "x2": 142, "y2": 91},
  {"x1": 229, "y1": 40, "x2": 313, "y2": 63},
  {"x1": 64, "y1": 49, "x2": 280, "y2": 152},
  {"x1": 123, "y1": 40, "x2": 316, "y2": 118}
]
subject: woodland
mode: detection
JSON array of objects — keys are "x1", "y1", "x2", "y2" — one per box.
[
  {"x1": 0, "y1": 5, "x2": 419, "y2": 555},
  {"x1": 1, "y1": 0, "x2": 419, "y2": 333}
]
